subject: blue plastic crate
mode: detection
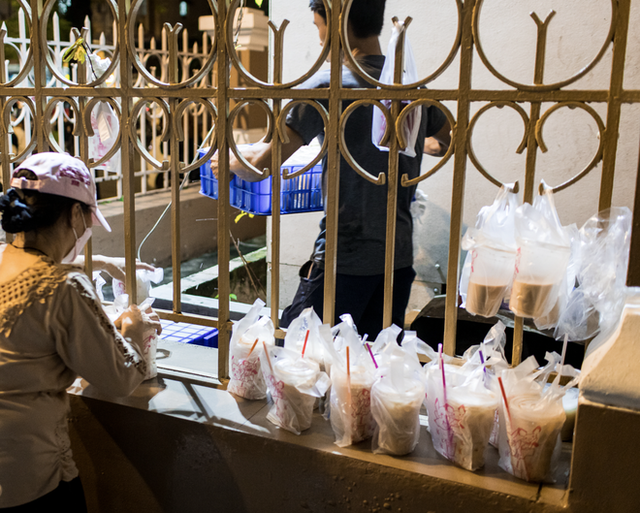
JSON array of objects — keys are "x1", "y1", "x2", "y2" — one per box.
[
  {"x1": 159, "y1": 319, "x2": 219, "y2": 348},
  {"x1": 198, "y1": 147, "x2": 324, "y2": 215}
]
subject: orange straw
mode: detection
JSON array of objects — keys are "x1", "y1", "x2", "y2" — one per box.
[
  {"x1": 301, "y1": 330, "x2": 310, "y2": 358},
  {"x1": 346, "y1": 346, "x2": 351, "y2": 379},
  {"x1": 262, "y1": 341, "x2": 274, "y2": 375},
  {"x1": 248, "y1": 338, "x2": 259, "y2": 356}
]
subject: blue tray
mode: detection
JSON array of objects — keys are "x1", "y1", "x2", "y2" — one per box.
[
  {"x1": 199, "y1": 148, "x2": 323, "y2": 215},
  {"x1": 159, "y1": 319, "x2": 219, "y2": 348}
]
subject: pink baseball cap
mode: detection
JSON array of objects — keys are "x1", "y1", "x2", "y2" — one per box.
[{"x1": 10, "y1": 152, "x2": 111, "y2": 232}]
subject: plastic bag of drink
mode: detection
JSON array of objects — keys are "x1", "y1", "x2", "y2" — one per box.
[
  {"x1": 510, "y1": 182, "x2": 571, "y2": 318},
  {"x1": 497, "y1": 353, "x2": 580, "y2": 482},
  {"x1": 424, "y1": 342, "x2": 500, "y2": 471},
  {"x1": 371, "y1": 19, "x2": 422, "y2": 158},
  {"x1": 283, "y1": 307, "x2": 325, "y2": 369},
  {"x1": 460, "y1": 185, "x2": 520, "y2": 318},
  {"x1": 555, "y1": 207, "x2": 632, "y2": 345},
  {"x1": 533, "y1": 224, "x2": 580, "y2": 331},
  {"x1": 371, "y1": 338, "x2": 425, "y2": 455},
  {"x1": 329, "y1": 323, "x2": 378, "y2": 447},
  {"x1": 113, "y1": 267, "x2": 164, "y2": 303},
  {"x1": 110, "y1": 278, "x2": 160, "y2": 380},
  {"x1": 228, "y1": 299, "x2": 274, "y2": 400},
  {"x1": 260, "y1": 345, "x2": 330, "y2": 435}
]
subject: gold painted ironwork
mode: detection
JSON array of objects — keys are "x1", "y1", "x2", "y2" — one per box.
[{"x1": 0, "y1": 0, "x2": 638, "y2": 377}]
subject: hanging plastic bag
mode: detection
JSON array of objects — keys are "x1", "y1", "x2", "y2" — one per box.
[
  {"x1": 260, "y1": 345, "x2": 330, "y2": 435},
  {"x1": 227, "y1": 299, "x2": 275, "y2": 400},
  {"x1": 533, "y1": 223, "x2": 580, "y2": 331},
  {"x1": 555, "y1": 207, "x2": 632, "y2": 344},
  {"x1": 460, "y1": 184, "x2": 520, "y2": 318},
  {"x1": 510, "y1": 182, "x2": 571, "y2": 318},
  {"x1": 371, "y1": 341, "x2": 424, "y2": 455},
  {"x1": 371, "y1": 20, "x2": 422, "y2": 158},
  {"x1": 87, "y1": 52, "x2": 120, "y2": 174}
]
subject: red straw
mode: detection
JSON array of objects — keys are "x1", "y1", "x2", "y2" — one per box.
[
  {"x1": 248, "y1": 338, "x2": 259, "y2": 356},
  {"x1": 301, "y1": 330, "x2": 310, "y2": 358},
  {"x1": 262, "y1": 341, "x2": 274, "y2": 374},
  {"x1": 366, "y1": 343, "x2": 378, "y2": 369},
  {"x1": 498, "y1": 376, "x2": 511, "y2": 421}
]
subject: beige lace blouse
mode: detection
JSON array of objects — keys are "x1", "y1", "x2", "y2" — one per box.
[{"x1": 0, "y1": 244, "x2": 146, "y2": 507}]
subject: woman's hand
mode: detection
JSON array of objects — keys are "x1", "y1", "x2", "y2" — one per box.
[{"x1": 114, "y1": 304, "x2": 162, "y2": 349}]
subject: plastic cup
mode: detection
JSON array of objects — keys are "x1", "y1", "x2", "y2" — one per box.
[
  {"x1": 267, "y1": 358, "x2": 320, "y2": 434},
  {"x1": 499, "y1": 395, "x2": 565, "y2": 482},
  {"x1": 466, "y1": 246, "x2": 516, "y2": 317},
  {"x1": 509, "y1": 241, "x2": 570, "y2": 318},
  {"x1": 371, "y1": 380, "x2": 424, "y2": 455},
  {"x1": 331, "y1": 366, "x2": 376, "y2": 445},
  {"x1": 426, "y1": 385, "x2": 498, "y2": 471},
  {"x1": 228, "y1": 334, "x2": 268, "y2": 400}
]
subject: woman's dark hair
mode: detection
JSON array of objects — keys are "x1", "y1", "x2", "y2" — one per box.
[
  {"x1": 0, "y1": 169, "x2": 90, "y2": 234},
  {"x1": 309, "y1": 0, "x2": 386, "y2": 39}
]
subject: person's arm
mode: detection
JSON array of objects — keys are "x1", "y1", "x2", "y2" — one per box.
[
  {"x1": 210, "y1": 126, "x2": 305, "y2": 182},
  {"x1": 52, "y1": 273, "x2": 159, "y2": 395},
  {"x1": 72, "y1": 255, "x2": 156, "y2": 282},
  {"x1": 423, "y1": 118, "x2": 451, "y2": 157}
]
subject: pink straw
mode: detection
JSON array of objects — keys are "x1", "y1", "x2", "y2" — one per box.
[
  {"x1": 498, "y1": 376, "x2": 511, "y2": 421},
  {"x1": 366, "y1": 343, "x2": 378, "y2": 369}
]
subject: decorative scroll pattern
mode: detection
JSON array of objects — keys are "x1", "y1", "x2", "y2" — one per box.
[{"x1": 0, "y1": 0, "x2": 636, "y2": 377}]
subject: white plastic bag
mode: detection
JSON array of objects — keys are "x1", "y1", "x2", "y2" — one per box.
[
  {"x1": 371, "y1": 342, "x2": 424, "y2": 455},
  {"x1": 228, "y1": 299, "x2": 275, "y2": 400},
  {"x1": 328, "y1": 326, "x2": 378, "y2": 447},
  {"x1": 555, "y1": 207, "x2": 632, "y2": 344},
  {"x1": 510, "y1": 182, "x2": 571, "y2": 318},
  {"x1": 113, "y1": 267, "x2": 164, "y2": 303},
  {"x1": 372, "y1": 20, "x2": 422, "y2": 158},
  {"x1": 497, "y1": 353, "x2": 579, "y2": 482},
  {"x1": 283, "y1": 307, "x2": 326, "y2": 369},
  {"x1": 260, "y1": 345, "x2": 330, "y2": 435},
  {"x1": 460, "y1": 185, "x2": 519, "y2": 318}
]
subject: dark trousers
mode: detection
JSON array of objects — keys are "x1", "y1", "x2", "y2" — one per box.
[
  {"x1": 0, "y1": 478, "x2": 87, "y2": 513},
  {"x1": 280, "y1": 261, "x2": 416, "y2": 340}
]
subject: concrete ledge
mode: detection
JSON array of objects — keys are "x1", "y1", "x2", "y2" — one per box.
[{"x1": 68, "y1": 361, "x2": 570, "y2": 513}]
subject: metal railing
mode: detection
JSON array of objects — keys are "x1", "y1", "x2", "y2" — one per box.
[{"x1": 1, "y1": 0, "x2": 639, "y2": 381}]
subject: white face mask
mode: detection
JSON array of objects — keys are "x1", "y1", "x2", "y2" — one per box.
[{"x1": 62, "y1": 214, "x2": 92, "y2": 264}]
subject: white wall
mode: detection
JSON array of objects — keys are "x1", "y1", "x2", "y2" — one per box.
[{"x1": 269, "y1": 0, "x2": 640, "y2": 313}]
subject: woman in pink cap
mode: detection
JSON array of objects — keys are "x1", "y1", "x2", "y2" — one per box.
[{"x1": 0, "y1": 153, "x2": 161, "y2": 511}]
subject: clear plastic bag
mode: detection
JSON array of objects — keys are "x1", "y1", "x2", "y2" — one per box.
[
  {"x1": 371, "y1": 342, "x2": 424, "y2": 455},
  {"x1": 460, "y1": 185, "x2": 520, "y2": 318},
  {"x1": 228, "y1": 299, "x2": 275, "y2": 400},
  {"x1": 328, "y1": 324, "x2": 378, "y2": 447},
  {"x1": 283, "y1": 307, "x2": 325, "y2": 369},
  {"x1": 260, "y1": 345, "x2": 330, "y2": 435},
  {"x1": 510, "y1": 182, "x2": 571, "y2": 318},
  {"x1": 497, "y1": 353, "x2": 580, "y2": 482},
  {"x1": 371, "y1": 20, "x2": 422, "y2": 158},
  {"x1": 556, "y1": 207, "x2": 632, "y2": 344}
]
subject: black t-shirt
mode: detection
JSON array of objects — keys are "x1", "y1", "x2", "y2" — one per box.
[{"x1": 286, "y1": 55, "x2": 447, "y2": 275}]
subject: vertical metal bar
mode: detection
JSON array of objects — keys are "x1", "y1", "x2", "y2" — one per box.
[
  {"x1": 167, "y1": 23, "x2": 183, "y2": 313},
  {"x1": 217, "y1": 1, "x2": 231, "y2": 380},
  {"x1": 119, "y1": 0, "x2": 137, "y2": 302},
  {"x1": 322, "y1": 0, "x2": 343, "y2": 327},
  {"x1": 31, "y1": 0, "x2": 47, "y2": 152},
  {"x1": 269, "y1": 21, "x2": 287, "y2": 327},
  {"x1": 627, "y1": 134, "x2": 640, "y2": 287},
  {"x1": 599, "y1": 0, "x2": 630, "y2": 212},
  {"x1": 443, "y1": 0, "x2": 475, "y2": 356}
]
